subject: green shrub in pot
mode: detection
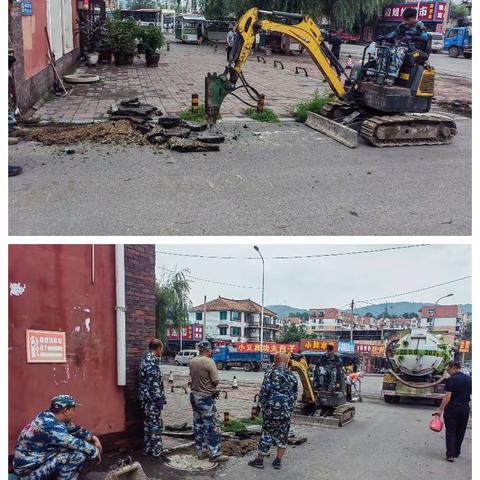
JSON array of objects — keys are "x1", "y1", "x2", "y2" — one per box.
[
  {"x1": 139, "y1": 25, "x2": 165, "y2": 67},
  {"x1": 106, "y1": 18, "x2": 139, "y2": 66}
]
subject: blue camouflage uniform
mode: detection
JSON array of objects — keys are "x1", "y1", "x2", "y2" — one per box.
[
  {"x1": 138, "y1": 351, "x2": 166, "y2": 457},
  {"x1": 314, "y1": 353, "x2": 343, "y2": 392},
  {"x1": 13, "y1": 410, "x2": 98, "y2": 479},
  {"x1": 257, "y1": 365, "x2": 298, "y2": 455},
  {"x1": 383, "y1": 20, "x2": 429, "y2": 79},
  {"x1": 189, "y1": 393, "x2": 222, "y2": 457}
]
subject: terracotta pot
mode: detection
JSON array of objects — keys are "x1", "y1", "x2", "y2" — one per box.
[{"x1": 98, "y1": 51, "x2": 113, "y2": 63}]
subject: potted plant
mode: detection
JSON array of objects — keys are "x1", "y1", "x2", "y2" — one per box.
[
  {"x1": 106, "y1": 18, "x2": 139, "y2": 66},
  {"x1": 77, "y1": 18, "x2": 106, "y2": 66},
  {"x1": 139, "y1": 25, "x2": 164, "y2": 67}
]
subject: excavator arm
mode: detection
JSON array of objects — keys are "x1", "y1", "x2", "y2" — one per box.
[
  {"x1": 287, "y1": 352, "x2": 316, "y2": 404},
  {"x1": 205, "y1": 8, "x2": 348, "y2": 124}
]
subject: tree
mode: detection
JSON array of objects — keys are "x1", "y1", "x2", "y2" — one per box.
[
  {"x1": 155, "y1": 269, "x2": 191, "y2": 340},
  {"x1": 126, "y1": 0, "x2": 157, "y2": 9},
  {"x1": 450, "y1": 4, "x2": 469, "y2": 20},
  {"x1": 280, "y1": 323, "x2": 316, "y2": 343}
]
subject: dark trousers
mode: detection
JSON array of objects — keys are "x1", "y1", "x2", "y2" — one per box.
[
  {"x1": 444, "y1": 403, "x2": 470, "y2": 457},
  {"x1": 227, "y1": 46, "x2": 232, "y2": 62}
]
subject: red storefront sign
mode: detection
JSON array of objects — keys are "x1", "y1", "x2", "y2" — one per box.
[
  {"x1": 459, "y1": 340, "x2": 471, "y2": 353},
  {"x1": 300, "y1": 339, "x2": 338, "y2": 352},
  {"x1": 383, "y1": 2, "x2": 447, "y2": 22},
  {"x1": 234, "y1": 342, "x2": 299, "y2": 354},
  {"x1": 167, "y1": 324, "x2": 203, "y2": 340},
  {"x1": 355, "y1": 343, "x2": 385, "y2": 356}
]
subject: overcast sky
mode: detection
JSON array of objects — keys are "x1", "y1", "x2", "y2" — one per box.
[{"x1": 154, "y1": 244, "x2": 471, "y2": 309}]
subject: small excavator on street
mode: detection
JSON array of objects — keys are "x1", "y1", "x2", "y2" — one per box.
[
  {"x1": 287, "y1": 352, "x2": 355, "y2": 427},
  {"x1": 205, "y1": 8, "x2": 457, "y2": 148}
]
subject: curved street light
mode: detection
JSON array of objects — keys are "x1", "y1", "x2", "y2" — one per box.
[
  {"x1": 431, "y1": 293, "x2": 454, "y2": 330},
  {"x1": 254, "y1": 246, "x2": 265, "y2": 354}
]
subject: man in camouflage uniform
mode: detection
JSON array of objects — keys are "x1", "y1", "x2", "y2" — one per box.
[
  {"x1": 13, "y1": 394, "x2": 102, "y2": 479},
  {"x1": 138, "y1": 338, "x2": 166, "y2": 458},
  {"x1": 379, "y1": 8, "x2": 429, "y2": 85},
  {"x1": 249, "y1": 352, "x2": 298, "y2": 470},
  {"x1": 314, "y1": 344, "x2": 343, "y2": 392},
  {"x1": 189, "y1": 341, "x2": 229, "y2": 463}
]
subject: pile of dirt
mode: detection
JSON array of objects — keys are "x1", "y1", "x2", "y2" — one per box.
[
  {"x1": 29, "y1": 120, "x2": 147, "y2": 146},
  {"x1": 435, "y1": 99, "x2": 472, "y2": 117},
  {"x1": 221, "y1": 438, "x2": 258, "y2": 457}
]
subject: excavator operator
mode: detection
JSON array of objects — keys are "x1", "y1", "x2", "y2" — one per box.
[{"x1": 378, "y1": 7, "x2": 429, "y2": 85}]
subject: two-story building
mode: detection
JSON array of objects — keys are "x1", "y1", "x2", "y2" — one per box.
[
  {"x1": 189, "y1": 297, "x2": 281, "y2": 343},
  {"x1": 419, "y1": 304, "x2": 462, "y2": 344},
  {"x1": 307, "y1": 308, "x2": 344, "y2": 333}
]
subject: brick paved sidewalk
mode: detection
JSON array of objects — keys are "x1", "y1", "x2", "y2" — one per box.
[{"x1": 32, "y1": 41, "x2": 331, "y2": 123}]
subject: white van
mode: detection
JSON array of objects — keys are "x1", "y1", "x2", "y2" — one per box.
[
  {"x1": 429, "y1": 32, "x2": 444, "y2": 53},
  {"x1": 174, "y1": 349, "x2": 199, "y2": 366}
]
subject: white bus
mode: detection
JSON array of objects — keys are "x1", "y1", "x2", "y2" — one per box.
[{"x1": 120, "y1": 9, "x2": 176, "y2": 32}]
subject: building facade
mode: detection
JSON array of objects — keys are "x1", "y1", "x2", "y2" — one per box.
[
  {"x1": 307, "y1": 308, "x2": 344, "y2": 333},
  {"x1": 189, "y1": 297, "x2": 281, "y2": 343},
  {"x1": 8, "y1": 244, "x2": 156, "y2": 454},
  {"x1": 419, "y1": 304, "x2": 462, "y2": 345}
]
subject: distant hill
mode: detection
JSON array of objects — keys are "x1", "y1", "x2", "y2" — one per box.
[
  {"x1": 268, "y1": 302, "x2": 471, "y2": 318},
  {"x1": 267, "y1": 305, "x2": 308, "y2": 318}
]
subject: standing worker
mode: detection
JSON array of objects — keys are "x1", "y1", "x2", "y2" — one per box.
[
  {"x1": 189, "y1": 341, "x2": 229, "y2": 463},
  {"x1": 248, "y1": 352, "x2": 298, "y2": 470},
  {"x1": 434, "y1": 361, "x2": 472, "y2": 462},
  {"x1": 226, "y1": 25, "x2": 236, "y2": 62},
  {"x1": 13, "y1": 395, "x2": 102, "y2": 479},
  {"x1": 138, "y1": 338, "x2": 167, "y2": 458},
  {"x1": 197, "y1": 23, "x2": 204, "y2": 45}
]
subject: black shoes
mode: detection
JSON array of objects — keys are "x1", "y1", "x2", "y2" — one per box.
[
  {"x1": 248, "y1": 457, "x2": 264, "y2": 469},
  {"x1": 446, "y1": 456, "x2": 454, "y2": 462},
  {"x1": 272, "y1": 458, "x2": 282, "y2": 469}
]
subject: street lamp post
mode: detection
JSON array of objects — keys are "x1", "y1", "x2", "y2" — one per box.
[
  {"x1": 254, "y1": 246, "x2": 265, "y2": 354},
  {"x1": 431, "y1": 293, "x2": 454, "y2": 330}
]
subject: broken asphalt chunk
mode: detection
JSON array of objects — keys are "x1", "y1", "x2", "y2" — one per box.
[
  {"x1": 167, "y1": 136, "x2": 220, "y2": 152},
  {"x1": 158, "y1": 117, "x2": 185, "y2": 128},
  {"x1": 192, "y1": 134, "x2": 225, "y2": 144},
  {"x1": 147, "y1": 132, "x2": 169, "y2": 145},
  {"x1": 162, "y1": 127, "x2": 192, "y2": 138},
  {"x1": 180, "y1": 120, "x2": 208, "y2": 132}
]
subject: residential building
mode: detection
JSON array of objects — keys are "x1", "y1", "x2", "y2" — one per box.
[
  {"x1": 189, "y1": 297, "x2": 281, "y2": 342},
  {"x1": 307, "y1": 308, "x2": 344, "y2": 333},
  {"x1": 8, "y1": 0, "x2": 82, "y2": 114},
  {"x1": 419, "y1": 304, "x2": 462, "y2": 344}
]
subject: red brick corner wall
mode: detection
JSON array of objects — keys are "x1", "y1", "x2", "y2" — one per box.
[{"x1": 124, "y1": 245, "x2": 156, "y2": 436}]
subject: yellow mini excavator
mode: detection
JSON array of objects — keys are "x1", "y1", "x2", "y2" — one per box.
[
  {"x1": 205, "y1": 8, "x2": 457, "y2": 148},
  {"x1": 287, "y1": 353, "x2": 355, "y2": 427}
]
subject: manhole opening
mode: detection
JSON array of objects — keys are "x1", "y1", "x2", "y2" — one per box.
[{"x1": 164, "y1": 453, "x2": 217, "y2": 472}]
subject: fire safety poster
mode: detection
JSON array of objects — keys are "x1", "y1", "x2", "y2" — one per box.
[{"x1": 26, "y1": 329, "x2": 67, "y2": 363}]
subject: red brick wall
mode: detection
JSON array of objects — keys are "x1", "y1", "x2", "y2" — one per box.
[{"x1": 124, "y1": 245, "x2": 157, "y2": 436}]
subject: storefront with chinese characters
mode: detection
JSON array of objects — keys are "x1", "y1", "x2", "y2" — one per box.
[
  {"x1": 355, "y1": 341, "x2": 388, "y2": 373},
  {"x1": 376, "y1": 1, "x2": 449, "y2": 36}
]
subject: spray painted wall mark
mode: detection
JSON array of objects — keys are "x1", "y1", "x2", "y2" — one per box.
[
  {"x1": 10, "y1": 282, "x2": 26, "y2": 296},
  {"x1": 74, "y1": 326, "x2": 81, "y2": 333},
  {"x1": 85, "y1": 318, "x2": 91, "y2": 332}
]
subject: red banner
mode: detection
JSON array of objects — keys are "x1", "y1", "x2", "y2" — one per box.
[
  {"x1": 167, "y1": 325, "x2": 203, "y2": 341},
  {"x1": 300, "y1": 339, "x2": 338, "y2": 352},
  {"x1": 355, "y1": 343, "x2": 385, "y2": 356},
  {"x1": 234, "y1": 342, "x2": 299, "y2": 354},
  {"x1": 383, "y1": 2, "x2": 446, "y2": 22}
]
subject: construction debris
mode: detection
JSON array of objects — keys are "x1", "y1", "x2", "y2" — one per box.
[
  {"x1": 288, "y1": 435, "x2": 307, "y2": 445},
  {"x1": 221, "y1": 438, "x2": 258, "y2": 457},
  {"x1": 167, "y1": 136, "x2": 220, "y2": 152}
]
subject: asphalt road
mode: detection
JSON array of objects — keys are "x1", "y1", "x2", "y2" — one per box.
[
  {"x1": 9, "y1": 118, "x2": 471, "y2": 236},
  {"x1": 83, "y1": 400, "x2": 471, "y2": 480},
  {"x1": 341, "y1": 44, "x2": 472, "y2": 79}
]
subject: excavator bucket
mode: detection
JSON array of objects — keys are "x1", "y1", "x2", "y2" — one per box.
[
  {"x1": 305, "y1": 112, "x2": 358, "y2": 148},
  {"x1": 104, "y1": 458, "x2": 150, "y2": 480}
]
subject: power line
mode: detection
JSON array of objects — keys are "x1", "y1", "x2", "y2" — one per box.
[
  {"x1": 155, "y1": 244, "x2": 429, "y2": 260},
  {"x1": 357, "y1": 276, "x2": 471, "y2": 305},
  {"x1": 157, "y1": 266, "x2": 261, "y2": 290}
]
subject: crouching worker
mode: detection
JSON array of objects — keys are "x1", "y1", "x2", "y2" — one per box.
[
  {"x1": 13, "y1": 395, "x2": 102, "y2": 479},
  {"x1": 249, "y1": 352, "x2": 298, "y2": 470}
]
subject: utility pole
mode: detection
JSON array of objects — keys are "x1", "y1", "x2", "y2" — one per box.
[
  {"x1": 254, "y1": 246, "x2": 265, "y2": 354},
  {"x1": 381, "y1": 302, "x2": 387, "y2": 341},
  {"x1": 203, "y1": 295, "x2": 207, "y2": 340},
  {"x1": 442, "y1": 0, "x2": 452, "y2": 34},
  {"x1": 350, "y1": 299, "x2": 354, "y2": 342}
]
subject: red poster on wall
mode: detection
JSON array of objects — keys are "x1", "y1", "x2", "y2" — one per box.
[
  {"x1": 383, "y1": 2, "x2": 446, "y2": 22},
  {"x1": 26, "y1": 329, "x2": 66, "y2": 363}
]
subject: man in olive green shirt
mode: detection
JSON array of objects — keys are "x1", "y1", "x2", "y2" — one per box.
[{"x1": 189, "y1": 341, "x2": 228, "y2": 463}]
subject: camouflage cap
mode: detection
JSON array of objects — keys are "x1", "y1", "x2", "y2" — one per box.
[
  {"x1": 51, "y1": 394, "x2": 80, "y2": 409},
  {"x1": 197, "y1": 341, "x2": 212, "y2": 352}
]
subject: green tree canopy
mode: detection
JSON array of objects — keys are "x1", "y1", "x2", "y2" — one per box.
[
  {"x1": 450, "y1": 4, "x2": 469, "y2": 20},
  {"x1": 280, "y1": 323, "x2": 316, "y2": 343},
  {"x1": 155, "y1": 269, "x2": 191, "y2": 340},
  {"x1": 126, "y1": 0, "x2": 157, "y2": 9}
]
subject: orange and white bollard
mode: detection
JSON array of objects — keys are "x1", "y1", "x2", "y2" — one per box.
[
  {"x1": 232, "y1": 376, "x2": 238, "y2": 389},
  {"x1": 169, "y1": 371, "x2": 174, "y2": 384}
]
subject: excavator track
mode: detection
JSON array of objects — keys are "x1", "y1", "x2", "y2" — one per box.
[{"x1": 360, "y1": 113, "x2": 457, "y2": 147}]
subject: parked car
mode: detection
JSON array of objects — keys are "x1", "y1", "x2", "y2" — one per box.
[
  {"x1": 428, "y1": 32, "x2": 444, "y2": 53},
  {"x1": 174, "y1": 349, "x2": 199, "y2": 366}
]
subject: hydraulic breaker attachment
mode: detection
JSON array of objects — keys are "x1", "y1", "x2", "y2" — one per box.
[{"x1": 205, "y1": 71, "x2": 235, "y2": 125}]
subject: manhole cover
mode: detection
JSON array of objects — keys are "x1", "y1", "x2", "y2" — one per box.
[{"x1": 165, "y1": 454, "x2": 216, "y2": 472}]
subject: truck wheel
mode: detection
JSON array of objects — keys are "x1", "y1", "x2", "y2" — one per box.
[
  {"x1": 243, "y1": 362, "x2": 253, "y2": 372},
  {"x1": 384, "y1": 395, "x2": 393, "y2": 403},
  {"x1": 216, "y1": 361, "x2": 225, "y2": 370},
  {"x1": 448, "y1": 46, "x2": 460, "y2": 58},
  {"x1": 463, "y1": 52, "x2": 472, "y2": 59},
  {"x1": 392, "y1": 396, "x2": 400, "y2": 404},
  {"x1": 175, "y1": 361, "x2": 180, "y2": 366}
]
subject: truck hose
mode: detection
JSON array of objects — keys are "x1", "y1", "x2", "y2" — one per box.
[{"x1": 387, "y1": 369, "x2": 447, "y2": 389}]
